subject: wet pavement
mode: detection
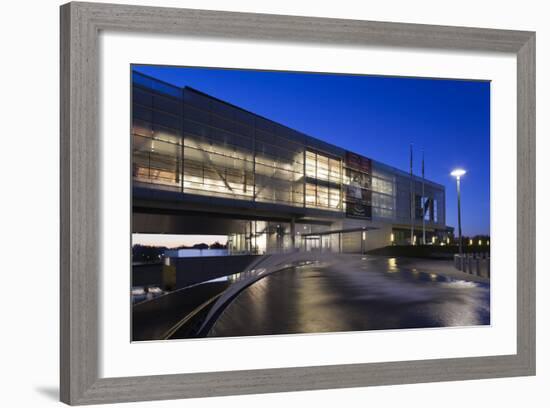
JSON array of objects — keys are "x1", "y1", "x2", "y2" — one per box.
[{"x1": 208, "y1": 256, "x2": 490, "y2": 338}]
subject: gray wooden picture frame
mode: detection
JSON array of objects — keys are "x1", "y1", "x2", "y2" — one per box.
[{"x1": 60, "y1": 1, "x2": 536, "y2": 405}]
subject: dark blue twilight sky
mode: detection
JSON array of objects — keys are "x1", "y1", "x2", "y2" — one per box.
[{"x1": 133, "y1": 65, "x2": 490, "y2": 237}]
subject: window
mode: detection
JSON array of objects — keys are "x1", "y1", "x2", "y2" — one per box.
[{"x1": 304, "y1": 150, "x2": 342, "y2": 210}]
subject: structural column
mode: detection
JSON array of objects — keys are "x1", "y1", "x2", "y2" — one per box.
[{"x1": 290, "y1": 218, "x2": 296, "y2": 250}]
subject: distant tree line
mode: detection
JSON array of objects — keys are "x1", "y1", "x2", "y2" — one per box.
[{"x1": 132, "y1": 244, "x2": 167, "y2": 263}]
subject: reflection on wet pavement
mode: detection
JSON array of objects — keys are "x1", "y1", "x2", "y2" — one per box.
[{"x1": 208, "y1": 257, "x2": 490, "y2": 338}]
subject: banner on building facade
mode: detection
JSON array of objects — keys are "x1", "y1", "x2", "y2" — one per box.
[{"x1": 344, "y1": 152, "x2": 372, "y2": 219}]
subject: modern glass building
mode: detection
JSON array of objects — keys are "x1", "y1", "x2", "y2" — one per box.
[{"x1": 132, "y1": 71, "x2": 451, "y2": 254}]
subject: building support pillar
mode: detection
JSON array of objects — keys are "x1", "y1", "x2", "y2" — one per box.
[{"x1": 290, "y1": 218, "x2": 296, "y2": 250}]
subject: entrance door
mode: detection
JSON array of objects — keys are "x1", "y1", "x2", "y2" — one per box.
[
  {"x1": 321, "y1": 235, "x2": 331, "y2": 253},
  {"x1": 305, "y1": 236, "x2": 321, "y2": 252}
]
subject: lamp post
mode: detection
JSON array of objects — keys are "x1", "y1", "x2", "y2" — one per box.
[{"x1": 450, "y1": 169, "x2": 466, "y2": 258}]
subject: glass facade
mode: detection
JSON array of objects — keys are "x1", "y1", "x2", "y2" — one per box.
[
  {"x1": 227, "y1": 221, "x2": 294, "y2": 255},
  {"x1": 132, "y1": 71, "x2": 445, "y2": 230},
  {"x1": 132, "y1": 75, "x2": 183, "y2": 190},
  {"x1": 305, "y1": 150, "x2": 342, "y2": 210},
  {"x1": 182, "y1": 90, "x2": 256, "y2": 201},
  {"x1": 371, "y1": 169, "x2": 396, "y2": 219}
]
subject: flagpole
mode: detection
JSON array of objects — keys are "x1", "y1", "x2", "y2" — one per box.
[
  {"x1": 410, "y1": 144, "x2": 414, "y2": 245},
  {"x1": 422, "y1": 150, "x2": 426, "y2": 245}
]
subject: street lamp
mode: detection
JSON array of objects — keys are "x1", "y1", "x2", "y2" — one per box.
[{"x1": 450, "y1": 169, "x2": 466, "y2": 258}]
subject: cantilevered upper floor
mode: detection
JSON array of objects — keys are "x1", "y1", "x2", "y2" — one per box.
[{"x1": 132, "y1": 71, "x2": 446, "y2": 229}]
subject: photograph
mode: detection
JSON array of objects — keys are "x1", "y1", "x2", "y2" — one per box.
[
  {"x1": 130, "y1": 65, "x2": 491, "y2": 341},
  {"x1": 1, "y1": 0, "x2": 541, "y2": 406}
]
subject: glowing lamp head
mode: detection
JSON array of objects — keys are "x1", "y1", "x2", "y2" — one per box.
[{"x1": 450, "y1": 169, "x2": 466, "y2": 179}]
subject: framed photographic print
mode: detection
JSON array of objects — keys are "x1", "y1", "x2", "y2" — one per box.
[{"x1": 60, "y1": 1, "x2": 535, "y2": 405}]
